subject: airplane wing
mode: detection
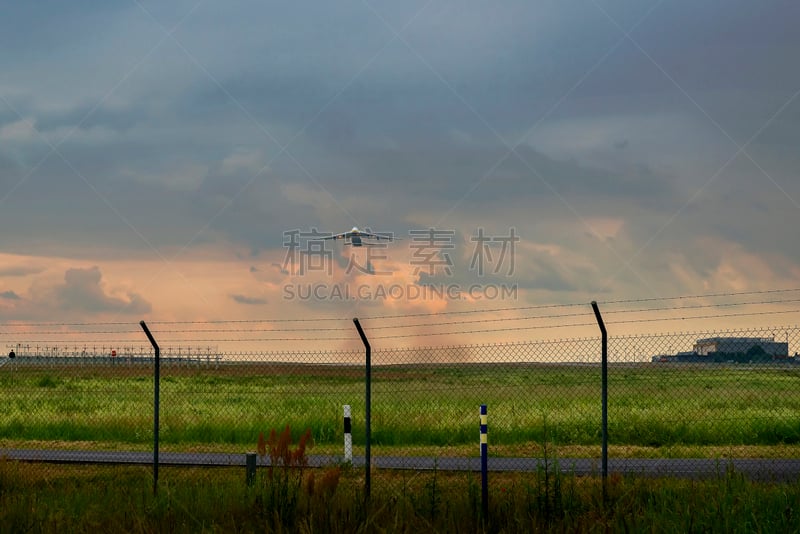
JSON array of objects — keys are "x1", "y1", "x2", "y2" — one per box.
[
  {"x1": 360, "y1": 231, "x2": 399, "y2": 241},
  {"x1": 321, "y1": 232, "x2": 349, "y2": 241},
  {"x1": 317, "y1": 229, "x2": 401, "y2": 243}
]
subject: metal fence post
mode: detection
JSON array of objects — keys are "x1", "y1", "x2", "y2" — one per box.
[
  {"x1": 590, "y1": 301, "x2": 608, "y2": 501},
  {"x1": 246, "y1": 452, "x2": 257, "y2": 487},
  {"x1": 353, "y1": 318, "x2": 371, "y2": 505},
  {"x1": 480, "y1": 404, "x2": 488, "y2": 521},
  {"x1": 140, "y1": 320, "x2": 160, "y2": 496}
]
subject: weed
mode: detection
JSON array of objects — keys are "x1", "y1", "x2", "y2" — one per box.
[
  {"x1": 526, "y1": 414, "x2": 569, "y2": 530},
  {"x1": 36, "y1": 375, "x2": 59, "y2": 388},
  {"x1": 254, "y1": 425, "x2": 314, "y2": 529},
  {"x1": 4, "y1": 461, "x2": 800, "y2": 532},
  {"x1": 424, "y1": 460, "x2": 441, "y2": 521}
]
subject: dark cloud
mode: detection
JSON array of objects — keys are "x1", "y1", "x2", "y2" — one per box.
[
  {"x1": 412, "y1": 236, "x2": 603, "y2": 296},
  {"x1": 270, "y1": 263, "x2": 289, "y2": 276},
  {"x1": 0, "y1": 265, "x2": 152, "y2": 322},
  {"x1": 231, "y1": 294, "x2": 268, "y2": 306},
  {"x1": 56, "y1": 266, "x2": 151, "y2": 314},
  {"x1": 0, "y1": 265, "x2": 44, "y2": 277},
  {"x1": 34, "y1": 104, "x2": 142, "y2": 135},
  {"x1": 1, "y1": 0, "x2": 799, "y2": 303}
]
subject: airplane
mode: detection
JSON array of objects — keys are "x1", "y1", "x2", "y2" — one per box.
[{"x1": 320, "y1": 226, "x2": 399, "y2": 247}]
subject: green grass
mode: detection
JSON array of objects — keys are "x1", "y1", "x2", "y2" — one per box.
[
  {"x1": 2, "y1": 459, "x2": 800, "y2": 532},
  {"x1": 1, "y1": 363, "x2": 800, "y2": 456}
]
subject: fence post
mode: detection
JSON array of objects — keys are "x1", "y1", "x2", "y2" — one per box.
[
  {"x1": 140, "y1": 320, "x2": 160, "y2": 496},
  {"x1": 480, "y1": 404, "x2": 488, "y2": 521},
  {"x1": 590, "y1": 301, "x2": 608, "y2": 501},
  {"x1": 353, "y1": 318, "x2": 371, "y2": 506},
  {"x1": 246, "y1": 452, "x2": 257, "y2": 487},
  {"x1": 343, "y1": 404, "x2": 353, "y2": 463}
]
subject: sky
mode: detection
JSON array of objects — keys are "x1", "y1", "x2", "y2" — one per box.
[{"x1": 1, "y1": 1, "x2": 799, "y2": 352}]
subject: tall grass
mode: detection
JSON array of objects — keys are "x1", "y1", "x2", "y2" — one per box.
[
  {"x1": 2, "y1": 457, "x2": 800, "y2": 532},
  {"x1": 2, "y1": 364, "x2": 800, "y2": 453}
]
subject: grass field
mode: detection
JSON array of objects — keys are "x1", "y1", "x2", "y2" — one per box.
[
  {"x1": 2, "y1": 361, "x2": 800, "y2": 458},
  {"x1": 3, "y1": 457, "x2": 800, "y2": 532}
]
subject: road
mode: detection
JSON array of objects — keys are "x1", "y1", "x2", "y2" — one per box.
[{"x1": 3, "y1": 449, "x2": 799, "y2": 481}]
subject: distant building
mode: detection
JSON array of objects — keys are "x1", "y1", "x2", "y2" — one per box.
[
  {"x1": 653, "y1": 336, "x2": 792, "y2": 363},
  {"x1": 693, "y1": 337, "x2": 788, "y2": 357}
]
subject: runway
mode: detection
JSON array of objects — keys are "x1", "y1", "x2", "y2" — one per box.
[{"x1": 3, "y1": 449, "x2": 799, "y2": 481}]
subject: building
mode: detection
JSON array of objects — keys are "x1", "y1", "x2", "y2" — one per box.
[
  {"x1": 693, "y1": 337, "x2": 788, "y2": 357},
  {"x1": 652, "y1": 336, "x2": 792, "y2": 363}
]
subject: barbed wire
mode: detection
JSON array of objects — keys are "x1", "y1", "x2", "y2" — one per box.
[
  {"x1": 5, "y1": 315, "x2": 799, "y2": 345},
  {"x1": 0, "y1": 317, "x2": 351, "y2": 327},
  {"x1": 3, "y1": 287, "x2": 799, "y2": 329},
  {"x1": 2, "y1": 290, "x2": 799, "y2": 349},
  {"x1": 601, "y1": 297, "x2": 800, "y2": 315},
  {"x1": 607, "y1": 308, "x2": 800, "y2": 326},
  {"x1": 366, "y1": 309, "x2": 800, "y2": 340},
  {"x1": 353, "y1": 297, "x2": 800, "y2": 331},
  {"x1": 5, "y1": 295, "x2": 799, "y2": 335},
  {"x1": 359, "y1": 287, "x2": 800, "y2": 320},
  {"x1": 595, "y1": 287, "x2": 800, "y2": 306},
  {"x1": 0, "y1": 325, "x2": 354, "y2": 335},
  {"x1": 1, "y1": 337, "x2": 358, "y2": 344}
]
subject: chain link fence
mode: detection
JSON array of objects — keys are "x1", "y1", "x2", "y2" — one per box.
[{"x1": 2, "y1": 309, "x2": 800, "y2": 497}]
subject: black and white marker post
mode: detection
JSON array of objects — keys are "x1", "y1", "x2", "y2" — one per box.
[
  {"x1": 343, "y1": 404, "x2": 353, "y2": 462},
  {"x1": 480, "y1": 404, "x2": 488, "y2": 520}
]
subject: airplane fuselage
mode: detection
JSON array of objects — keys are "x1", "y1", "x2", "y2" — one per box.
[
  {"x1": 321, "y1": 225, "x2": 393, "y2": 247},
  {"x1": 348, "y1": 227, "x2": 363, "y2": 246}
]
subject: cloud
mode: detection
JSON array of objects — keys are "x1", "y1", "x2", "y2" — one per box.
[
  {"x1": 0, "y1": 264, "x2": 45, "y2": 277},
  {"x1": 231, "y1": 293, "x2": 268, "y2": 306},
  {"x1": 0, "y1": 118, "x2": 37, "y2": 142},
  {"x1": 55, "y1": 266, "x2": 151, "y2": 315},
  {"x1": 525, "y1": 113, "x2": 730, "y2": 183},
  {"x1": 1, "y1": 290, "x2": 21, "y2": 300},
  {"x1": 1, "y1": 0, "x2": 799, "y2": 329},
  {"x1": 220, "y1": 147, "x2": 267, "y2": 176},
  {"x1": 120, "y1": 162, "x2": 209, "y2": 193},
  {"x1": 270, "y1": 263, "x2": 289, "y2": 276}
]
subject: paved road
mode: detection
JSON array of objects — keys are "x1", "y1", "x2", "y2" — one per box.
[{"x1": 3, "y1": 449, "x2": 799, "y2": 481}]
